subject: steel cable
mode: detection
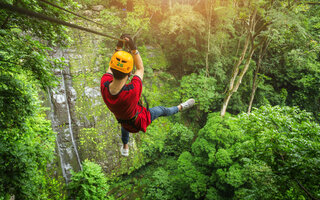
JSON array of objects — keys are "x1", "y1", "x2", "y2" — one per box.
[
  {"x1": 0, "y1": 2, "x2": 125, "y2": 41},
  {"x1": 37, "y1": 0, "x2": 107, "y2": 28}
]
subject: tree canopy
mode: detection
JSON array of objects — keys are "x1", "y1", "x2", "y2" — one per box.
[{"x1": 0, "y1": 0, "x2": 319, "y2": 199}]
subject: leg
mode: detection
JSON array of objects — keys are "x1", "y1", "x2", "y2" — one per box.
[
  {"x1": 120, "y1": 127, "x2": 129, "y2": 156},
  {"x1": 121, "y1": 126, "x2": 129, "y2": 146},
  {"x1": 149, "y1": 99, "x2": 195, "y2": 122},
  {"x1": 149, "y1": 106, "x2": 179, "y2": 122}
]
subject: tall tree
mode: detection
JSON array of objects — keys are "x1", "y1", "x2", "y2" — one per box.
[
  {"x1": 220, "y1": 0, "x2": 303, "y2": 117},
  {"x1": 220, "y1": 0, "x2": 270, "y2": 117}
]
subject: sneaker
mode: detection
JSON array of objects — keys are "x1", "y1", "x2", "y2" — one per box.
[
  {"x1": 179, "y1": 99, "x2": 195, "y2": 111},
  {"x1": 120, "y1": 146, "x2": 129, "y2": 157}
]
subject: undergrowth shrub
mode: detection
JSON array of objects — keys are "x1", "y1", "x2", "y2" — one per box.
[{"x1": 67, "y1": 160, "x2": 111, "y2": 200}]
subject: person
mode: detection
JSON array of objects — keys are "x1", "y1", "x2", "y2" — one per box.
[{"x1": 100, "y1": 34, "x2": 195, "y2": 156}]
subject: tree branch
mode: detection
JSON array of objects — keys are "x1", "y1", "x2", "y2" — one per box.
[
  {"x1": 295, "y1": 179, "x2": 319, "y2": 200},
  {"x1": 305, "y1": 2, "x2": 320, "y2": 5}
]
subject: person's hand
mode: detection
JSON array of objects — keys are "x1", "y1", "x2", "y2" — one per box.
[
  {"x1": 116, "y1": 34, "x2": 127, "y2": 49},
  {"x1": 122, "y1": 34, "x2": 137, "y2": 51}
]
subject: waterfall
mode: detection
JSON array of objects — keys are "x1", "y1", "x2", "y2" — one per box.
[
  {"x1": 61, "y1": 70, "x2": 83, "y2": 171},
  {"x1": 47, "y1": 87, "x2": 68, "y2": 183}
]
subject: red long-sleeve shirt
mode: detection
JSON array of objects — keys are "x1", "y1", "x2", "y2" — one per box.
[{"x1": 100, "y1": 73, "x2": 151, "y2": 133}]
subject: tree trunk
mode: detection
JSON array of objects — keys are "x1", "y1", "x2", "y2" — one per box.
[
  {"x1": 248, "y1": 38, "x2": 270, "y2": 114},
  {"x1": 221, "y1": 46, "x2": 255, "y2": 117},
  {"x1": 206, "y1": 0, "x2": 212, "y2": 77},
  {"x1": 220, "y1": 33, "x2": 251, "y2": 117},
  {"x1": 233, "y1": 47, "x2": 256, "y2": 92},
  {"x1": 221, "y1": 91, "x2": 232, "y2": 117},
  {"x1": 220, "y1": 8, "x2": 265, "y2": 117},
  {"x1": 247, "y1": 70, "x2": 259, "y2": 114},
  {"x1": 205, "y1": 0, "x2": 212, "y2": 77}
]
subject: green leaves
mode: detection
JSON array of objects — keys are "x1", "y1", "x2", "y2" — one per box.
[
  {"x1": 68, "y1": 160, "x2": 110, "y2": 200},
  {"x1": 0, "y1": 30, "x2": 63, "y2": 88},
  {"x1": 215, "y1": 149, "x2": 232, "y2": 167},
  {"x1": 0, "y1": 81, "x2": 59, "y2": 199},
  {"x1": 159, "y1": 4, "x2": 206, "y2": 74},
  {"x1": 164, "y1": 123, "x2": 194, "y2": 156},
  {"x1": 173, "y1": 105, "x2": 320, "y2": 199},
  {"x1": 177, "y1": 152, "x2": 208, "y2": 199},
  {"x1": 177, "y1": 72, "x2": 218, "y2": 124},
  {"x1": 0, "y1": 0, "x2": 75, "y2": 198},
  {"x1": 0, "y1": 75, "x2": 33, "y2": 131},
  {"x1": 144, "y1": 168, "x2": 173, "y2": 200}
]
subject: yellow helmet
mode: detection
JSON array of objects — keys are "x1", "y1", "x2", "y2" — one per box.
[{"x1": 109, "y1": 51, "x2": 134, "y2": 74}]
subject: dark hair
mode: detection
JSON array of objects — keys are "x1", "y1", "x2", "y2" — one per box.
[{"x1": 111, "y1": 68, "x2": 129, "y2": 80}]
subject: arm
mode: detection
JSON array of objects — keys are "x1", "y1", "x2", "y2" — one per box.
[
  {"x1": 132, "y1": 50, "x2": 144, "y2": 81},
  {"x1": 106, "y1": 65, "x2": 112, "y2": 74},
  {"x1": 123, "y1": 36, "x2": 144, "y2": 80}
]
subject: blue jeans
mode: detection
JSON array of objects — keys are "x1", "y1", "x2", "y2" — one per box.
[{"x1": 121, "y1": 106, "x2": 179, "y2": 144}]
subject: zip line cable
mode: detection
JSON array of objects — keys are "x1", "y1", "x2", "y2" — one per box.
[
  {"x1": 37, "y1": 0, "x2": 107, "y2": 28},
  {"x1": 132, "y1": 12, "x2": 154, "y2": 40},
  {"x1": 37, "y1": 0, "x2": 153, "y2": 43},
  {"x1": 37, "y1": 0, "x2": 154, "y2": 46},
  {"x1": 38, "y1": 0, "x2": 153, "y2": 43},
  {"x1": 0, "y1": 2, "x2": 125, "y2": 42}
]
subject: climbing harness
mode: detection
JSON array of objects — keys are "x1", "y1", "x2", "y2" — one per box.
[
  {"x1": 140, "y1": 95, "x2": 149, "y2": 111},
  {"x1": 117, "y1": 111, "x2": 141, "y2": 131},
  {"x1": 116, "y1": 95, "x2": 149, "y2": 131},
  {"x1": 0, "y1": 2, "x2": 125, "y2": 42},
  {"x1": 116, "y1": 94, "x2": 149, "y2": 131}
]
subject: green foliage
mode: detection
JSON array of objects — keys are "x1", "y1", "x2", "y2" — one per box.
[
  {"x1": 144, "y1": 168, "x2": 173, "y2": 200},
  {"x1": 68, "y1": 160, "x2": 110, "y2": 200},
  {"x1": 164, "y1": 123, "x2": 194, "y2": 156},
  {"x1": 140, "y1": 117, "x2": 173, "y2": 158},
  {"x1": 175, "y1": 105, "x2": 320, "y2": 199},
  {"x1": 177, "y1": 151, "x2": 209, "y2": 199},
  {"x1": 0, "y1": 76, "x2": 61, "y2": 199},
  {"x1": 1, "y1": 0, "x2": 319, "y2": 199},
  {"x1": 0, "y1": 0, "x2": 74, "y2": 46},
  {"x1": 0, "y1": 74, "x2": 33, "y2": 131},
  {"x1": 159, "y1": 4, "x2": 206, "y2": 76},
  {"x1": 140, "y1": 115, "x2": 193, "y2": 159},
  {"x1": 179, "y1": 72, "x2": 219, "y2": 113},
  {"x1": 0, "y1": 0, "x2": 75, "y2": 198},
  {"x1": 256, "y1": 2, "x2": 320, "y2": 118},
  {"x1": 99, "y1": 1, "x2": 151, "y2": 43},
  {"x1": 0, "y1": 30, "x2": 65, "y2": 88}
]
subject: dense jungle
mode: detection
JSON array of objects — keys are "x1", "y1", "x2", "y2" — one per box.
[{"x1": 0, "y1": 0, "x2": 320, "y2": 199}]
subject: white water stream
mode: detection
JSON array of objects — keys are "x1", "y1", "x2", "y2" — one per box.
[
  {"x1": 47, "y1": 87, "x2": 68, "y2": 183},
  {"x1": 61, "y1": 70, "x2": 83, "y2": 171}
]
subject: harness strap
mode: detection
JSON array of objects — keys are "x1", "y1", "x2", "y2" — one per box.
[
  {"x1": 117, "y1": 110, "x2": 141, "y2": 131},
  {"x1": 143, "y1": 94, "x2": 149, "y2": 111},
  {"x1": 117, "y1": 95, "x2": 149, "y2": 131}
]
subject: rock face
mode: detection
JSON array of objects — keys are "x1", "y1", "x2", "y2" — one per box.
[
  {"x1": 83, "y1": 10, "x2": 93, "y2": 16},
  {"x1": 47, "y1": 54, "x2": 82, "y2": 182},
  {"x1": 91, "y1": 5, "x2": 104, "y2": 12}
]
